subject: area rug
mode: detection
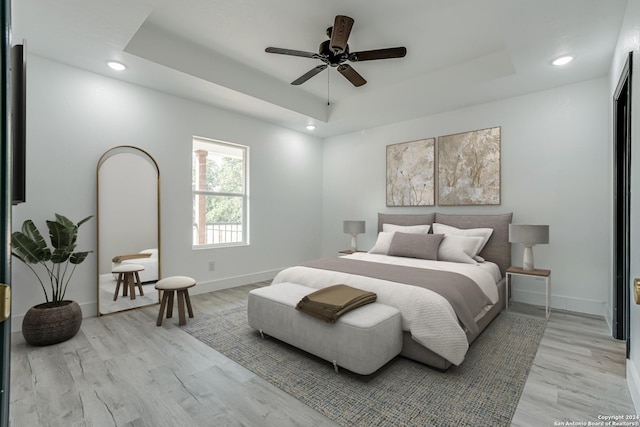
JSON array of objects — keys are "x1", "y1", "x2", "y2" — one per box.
[{"x1": 183, "y1": 305, "x2": 546, "y2": 427}]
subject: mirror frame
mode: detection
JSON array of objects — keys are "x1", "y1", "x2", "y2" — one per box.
[{"x1": 96, "y1": 145, "x2": 161, "y2": 316}]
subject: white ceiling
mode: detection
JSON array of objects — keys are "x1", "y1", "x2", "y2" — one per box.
[{"x1": 12, "y1": 0, "x2": 629, "y2": 137}]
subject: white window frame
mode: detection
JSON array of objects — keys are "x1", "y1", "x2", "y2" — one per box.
[{"x1": 192, "y1": 136, "x2": 249, "y2": 249}]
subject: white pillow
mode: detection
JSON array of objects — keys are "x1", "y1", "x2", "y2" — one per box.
[
  {"x1": 368, "y1": 232, "x2": 396, "y2": 254},
  {"x1": 382, "y1": 223, "x2": 431, "y2": 234},
  {"x1": 140, "y1": 248, "x2": 158, "y2": 258},
  {"x1": 437, "y1": 235, "x2": 484, "y2": 264},
  {"x1": 431, "y1": 223, "x2": 493, "y2": 256}
]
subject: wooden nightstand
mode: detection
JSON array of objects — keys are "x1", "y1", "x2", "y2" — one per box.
[{"x1": 505, "y1": 266, "x2": 551, "y2": 319}]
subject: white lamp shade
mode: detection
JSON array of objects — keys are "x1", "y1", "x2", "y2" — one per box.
[
  {"x1": 508, "y1": 224, "x2": 549, "y2": 245},
  {"x1": 343, "y1": 220, "x2": 365, "y2": 235}
]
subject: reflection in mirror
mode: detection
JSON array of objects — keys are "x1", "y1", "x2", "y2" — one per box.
[{"x1": 97, "y1": 146, "x2": 160, "y2": 316}]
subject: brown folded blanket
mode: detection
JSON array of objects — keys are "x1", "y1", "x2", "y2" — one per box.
[
  {"x1": 112, "y1": 253, "x2": 152, "y2": 263},
  {"x1": 296, "y1": 284, "x2": 377, "y2": 323}
]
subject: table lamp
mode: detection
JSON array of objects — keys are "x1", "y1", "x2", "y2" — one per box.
[
  {"x1": 343, "y1": 220, "x2": 365, "y2": 252},
  {"x1": 508, "y1": 224, "x2": 549, "y2": 271}
]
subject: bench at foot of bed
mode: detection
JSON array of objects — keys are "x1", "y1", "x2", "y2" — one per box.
[{"x1": 247, "y1": 282, "x2": 402, "y2": 375}]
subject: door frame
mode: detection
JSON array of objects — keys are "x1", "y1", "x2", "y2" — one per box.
[
  {"x1": 0, "y1": 0, "x2": 12, "y2": 425},
  {"x1": 613, "y1": 51, "x2": 633, "y2": 348}
]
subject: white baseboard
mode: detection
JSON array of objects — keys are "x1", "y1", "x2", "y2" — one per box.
[
  {"x1": 627, "y1": 358, "x2": 640, "y2": 415},
  {"x1": 10, "y1": 269, "x2": 281, "y2": 333},
  {"x1": 512, "y1": 287, "x2": 606, "y2": 317},
  {"x1": 188, "y1": 269, "x2": 280, "y2": 296},
  {"x1": 603, "y1": 302, "x2": 614, "y2": 336}
]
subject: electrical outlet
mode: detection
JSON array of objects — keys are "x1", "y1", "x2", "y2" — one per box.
[{"x1": 208, "y1": 261, "x2": 216, "y2": 271}]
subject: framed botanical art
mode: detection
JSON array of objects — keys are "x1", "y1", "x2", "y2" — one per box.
[
  {"x1": 386, "y1": 138, "x2": 435, "y2": 207},
  {"x1": 437, "y1": 126, "x2": 501, "y2": 206}
]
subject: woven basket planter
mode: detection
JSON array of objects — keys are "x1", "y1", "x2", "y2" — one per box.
[{"x1": 22, "y1": 300, "x2": 82, "y2": 346}]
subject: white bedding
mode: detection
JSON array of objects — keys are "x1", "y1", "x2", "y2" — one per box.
[{"x1": 271, "y1": 253, "x2": 500, "y2": 365}]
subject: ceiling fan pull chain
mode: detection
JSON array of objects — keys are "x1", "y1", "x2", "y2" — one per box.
[{"x1": 327, "y1": 68, "x2": 331, "y2": 106}]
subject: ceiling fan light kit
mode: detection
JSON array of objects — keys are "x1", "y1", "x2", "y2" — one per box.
[{"x1": 266, "y1": 15, "x2": 407, "y2": 87}]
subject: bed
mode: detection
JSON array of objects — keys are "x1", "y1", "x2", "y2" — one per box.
[{"x1": 271, "y1": 212, "x2": 512, "y2": 370}]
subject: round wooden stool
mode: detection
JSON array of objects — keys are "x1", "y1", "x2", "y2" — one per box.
[
  {"x1": 112, "y1": 264, "x2": 145, "y2": 301},
  {"x1": 155, "y1": 276, "x2": 196, "y2": 326}
]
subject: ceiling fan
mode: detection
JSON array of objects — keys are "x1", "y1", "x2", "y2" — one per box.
[{"x1": 265, "y1": 15, "x2": 407, "y2": 87}]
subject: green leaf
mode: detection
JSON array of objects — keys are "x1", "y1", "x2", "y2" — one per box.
[
  {"x1": 47, "y1": 220, "x2": 75, "y2": 251},
  {"x1": 76, "y1": 215, "x2": 93, "y2": 228},
  {"x1": 70, "y1": 251, "x2": 91, "y2": 264},
  {"x1": 11, "y1": 232, "x2": 46, "y2": 264},
  {"x1": 50, "y1": 248, "x2": 72, "y2": 263},
  {"x1": 54, "y1": 214, "x2": 74, "y2": 229},
  {"x1": 20, "y1": 220, "x2": 48, "y2": 252}
]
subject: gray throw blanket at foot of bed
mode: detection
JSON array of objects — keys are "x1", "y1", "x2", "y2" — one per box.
[{"x1": 295, "y1": 284, "x2": 377, "y2": 323}]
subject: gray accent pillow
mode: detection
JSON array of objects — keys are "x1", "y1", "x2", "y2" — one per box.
[{"x1": 388, "y1": 232, "x2": 444, "y2": 260}]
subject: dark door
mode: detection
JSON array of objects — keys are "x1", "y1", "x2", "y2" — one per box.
[
  {"x1": 613, "y1": 52, "x2": 632, "y2": 348},
  {"x1": 0, "y1": 0, "x2": 12, "y2": 425}
]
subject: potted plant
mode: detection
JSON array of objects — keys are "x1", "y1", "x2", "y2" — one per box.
[{"x1": 11, "y1": 213, "x2": 92, "y2": 346}]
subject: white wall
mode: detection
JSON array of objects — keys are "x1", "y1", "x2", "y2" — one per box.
[
  {"x1": 610, "y1": 0, "x2": 640, "y2": 413},
  {"x1": 10, "y1": 46, "x2": 614, "y2": 337},
  {"x1": 10, "y1": 55, "x2": 324, "y2": 330},
  {"x1": 322, "y1": 77, "x2": 610, "y2": 316}
]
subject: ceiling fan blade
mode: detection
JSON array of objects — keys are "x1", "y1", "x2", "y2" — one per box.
[
  {"x1": 350, "y1": 47, "x2": 407, "y2": 62},
  {"x1": 337, "y1": 64, "x2": 366, "y2": 87},
  {"x1": 330, "y1": 15, "x2": 354, "y2": 54},
  {"x1": 265, "y1": 47, "x2": 319, "y2": 59},
  {"x1": 291, "y1": 65, "x2": 328, "y2": 85}
]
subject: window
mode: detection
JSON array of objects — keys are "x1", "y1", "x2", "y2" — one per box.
[{"x1": 192, "y1": 137, "x2": 249, "y2": 247}]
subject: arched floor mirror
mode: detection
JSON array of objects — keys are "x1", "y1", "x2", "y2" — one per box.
[{"x1": 97, "y1": 146, "x2": 161, "y2": 316}]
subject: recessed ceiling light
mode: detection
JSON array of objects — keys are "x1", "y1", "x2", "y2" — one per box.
[
  {"x1": 552, "y1": 56, "x2": 574, "y2": 66},
  {"x1": 107, "y1": 61, "x2": 126, "y2": 71},
  {"x1": 306, "y1": 124, "x2": 316, "y2": 131}
]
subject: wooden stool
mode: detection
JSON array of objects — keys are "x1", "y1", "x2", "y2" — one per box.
[
  {"x1": 155, "y1": 276, "x2": 196, "y2": 326},
  {"x1": 112, "y1": 264, "x2": 145, "y2": 301}
]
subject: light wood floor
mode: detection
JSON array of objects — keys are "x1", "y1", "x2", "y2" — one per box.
[
  {"x1": 8, "y1": 284, "x2": 635, "y2": 426},
  {"x1": 511, "y1": 302, "x2": 635, "y2": 425}
]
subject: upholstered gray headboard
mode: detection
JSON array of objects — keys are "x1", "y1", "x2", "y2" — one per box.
[{"x1": 377, "y1": 212, "x2": 512, "y2": 276}]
